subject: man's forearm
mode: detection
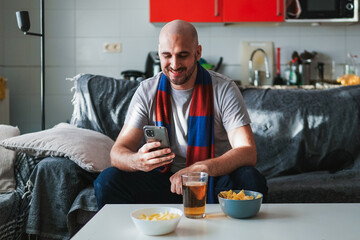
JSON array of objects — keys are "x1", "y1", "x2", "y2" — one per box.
[
  {"x1": 169, "y1": 145, "x2": 257, "y2": 195},
  {"x1": 195, "y1": 146, "x2": 257, "y2": 177},
  {"x1": 110, "y1": 146, "x2": 138, "y2": 172}
]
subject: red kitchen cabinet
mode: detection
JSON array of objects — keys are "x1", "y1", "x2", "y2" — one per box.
[
  {"x1": 150, "y1": 0, "x2": 284, "y2": 23},
  {"x1": 223, "y1": 0, "x2": 284, "y2": 22},
  {"x1": 150, "y1": 0, "x2": 223, "y2": 22}
]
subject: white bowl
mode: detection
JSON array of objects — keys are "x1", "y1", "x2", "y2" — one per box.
[{"x1": 131, "y1": 207, "x2": 183, "y2": 236}]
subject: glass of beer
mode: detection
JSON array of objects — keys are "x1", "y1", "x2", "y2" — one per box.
[{"x1": 181, "y1": 172, "x2": 208, "y2": 219}]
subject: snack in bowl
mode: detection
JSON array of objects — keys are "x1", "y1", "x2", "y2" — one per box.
[
  {"x1": 131, "y1": 207, "x2": 182, "y2": 235},
  {"x1": 218, "y1": 190, "x2": 263, "y2": 219},
  {"x1": 219, "y1": 189, "x2": 262, "y2": 200},
  {"x1": 139, "y1": 211, "x2": 180, "y2": 221}
]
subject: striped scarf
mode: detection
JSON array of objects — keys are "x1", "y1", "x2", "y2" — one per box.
[{"x1": 156, "y1": 62, "x2": 215, "y2": 203}]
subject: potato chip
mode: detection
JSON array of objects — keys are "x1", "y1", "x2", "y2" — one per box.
[
  {"x1": 219, "y1": 189, "x2": 261, "y2": 200},
  {"x1": 138, "y1": 211, "x2": 180, "y2": 221}
]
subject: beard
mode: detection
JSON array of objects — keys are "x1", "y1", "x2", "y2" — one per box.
[{"x1": 163, "y1": 56, "x2": 198, "y2": 86}]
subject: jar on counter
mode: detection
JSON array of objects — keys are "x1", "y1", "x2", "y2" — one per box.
[{"x1": 344, "y1": 53, "x2": 358, "y2": 75}]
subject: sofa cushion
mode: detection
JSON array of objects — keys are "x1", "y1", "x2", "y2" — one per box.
[
  {"x1": 0, "y1": 123, "x2": 113, "y2": 172},
  {"x1": 241, "y1": 85, "x2": 360, "y2": 178},
  {"x1": 0, "y1": 125, "x2": 20, "y2": 193},
  {"x1": 267, "y1": 167, "x2": 360, "y2": 203}
]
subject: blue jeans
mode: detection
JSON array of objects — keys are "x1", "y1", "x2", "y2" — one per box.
[{"x1": 94, "y1": 166, "x2": 268, "y2": 209}]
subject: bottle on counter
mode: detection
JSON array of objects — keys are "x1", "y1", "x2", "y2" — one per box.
[
  {"x1": 273, "y1": 47, "x2": 285, "y2": 85},
  {"x1": 288, "y1": 57, "x2": 301, "y2": 85},
  {"x1": 317, "y1": 62, "x2": 324, "y2": 83}
]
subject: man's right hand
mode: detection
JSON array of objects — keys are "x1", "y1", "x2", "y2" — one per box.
[
  {"x1": 134, "y1": 141, "x2": 175, "y2": 172},
  {"x1": 110, "y1": 124, "x2": 174, "y2": 172}
]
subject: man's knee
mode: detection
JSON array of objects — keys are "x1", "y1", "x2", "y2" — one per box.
[
  {"x1": 230, "y1": 166, "x2": 268, "y2": 196},
  {"x1": 94, "y1": 167, "x2": 121, "y2": 209},
  {"x1": 232, "y1": 166, "x2": 262, "y2": 179}
]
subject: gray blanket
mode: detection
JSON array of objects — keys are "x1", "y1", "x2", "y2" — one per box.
[
  {"x1": 240, "y1": 86, "x2": 360, "y2": 202},
  {"x1": 0, "y1": 153, "x2": 41, "y2": 240},
  {"x1": 241, "y1": 86, "x2": 360, "y2": 178},
  {"x1": 25, "y1": 157, "x2": 97, "y2": 239},
  {"x1": 70, "y1": 73, "x2": 140, "y2": 140},
  {"x1": 22, "y1": 75, "x2": 140, "y2": 239}
]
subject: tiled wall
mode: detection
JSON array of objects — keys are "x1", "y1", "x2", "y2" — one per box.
[
  {"x1": 1, "y1": 0, "x2": 360, "y2": 133},
  {"x1": 0, "y1": 2, "x2": 2, "y2": 77}
]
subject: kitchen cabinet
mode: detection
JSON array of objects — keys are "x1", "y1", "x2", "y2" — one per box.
[
  {"x1": 223, "y1": 0, "x2": 284, "y2": 22},
  {"x1": 150, "y1": 0, "x2": 284, "y2": 23},
  {"x1": 150, "y1": 0, "x2": 223, "y2": 23}
]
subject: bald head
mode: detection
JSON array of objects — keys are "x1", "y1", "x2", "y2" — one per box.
[
  {"x1": 157, "y1": 20, "x2": 202, "y2": 90},
  {"x1": 159, "y1": 20, "x2": 198, "y2": 49}
]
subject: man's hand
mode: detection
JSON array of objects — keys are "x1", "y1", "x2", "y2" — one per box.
[
  {"x1": 169, "y1": 162, "x2": 208, "y2": 195},
  {"x1": 168, "y1": 124, "x2": 257, "y2": 195},
  {"x1": 110, "y1": 124, "x2": 175, "y2": 172},
  {"x1": 134, "y1": 141, "x2": 175, "y2": 172}
]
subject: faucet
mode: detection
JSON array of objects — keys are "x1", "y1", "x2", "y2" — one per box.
[{"x1": 249, "y1": 48, "x2": 271, "y2": 86}]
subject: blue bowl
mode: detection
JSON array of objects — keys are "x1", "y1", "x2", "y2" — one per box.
[{"x1": 218, "y1": 190, "x2": 263, "y2": 219}]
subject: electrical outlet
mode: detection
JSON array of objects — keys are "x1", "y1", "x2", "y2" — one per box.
[{"x1": 104, "y1": 43, "x2": 121, "y2": 53}]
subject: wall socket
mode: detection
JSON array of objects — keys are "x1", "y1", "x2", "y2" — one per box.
[{"x1": 104, "y1": 43, "x2": 121, "y2": 53}]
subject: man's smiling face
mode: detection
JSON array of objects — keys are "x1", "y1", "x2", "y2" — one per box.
[{"x1": 158, "y1": 20, "x2": 202, "y2": 90}]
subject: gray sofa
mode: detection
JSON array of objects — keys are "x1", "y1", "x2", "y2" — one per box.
[{"x1": 1, "y1": 73, "x2": 359, "y2": 239}]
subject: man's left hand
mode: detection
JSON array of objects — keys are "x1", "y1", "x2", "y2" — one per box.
[{"x1": 169, "y1": 163, "x2": 208, "y2": 195}]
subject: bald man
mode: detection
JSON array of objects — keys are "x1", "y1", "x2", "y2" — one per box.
[{"x1": 94, "y1": 20, "x2": 267, "y2": 208}]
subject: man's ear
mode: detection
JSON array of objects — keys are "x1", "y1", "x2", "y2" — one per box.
[{"x1": 196, "y1": 45, "x2": 202, "y2": 61}]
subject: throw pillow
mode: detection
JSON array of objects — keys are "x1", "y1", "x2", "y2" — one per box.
[
  {"x1": 0, "y1": 123, "x2": 114, "y2": 172},
  {"x1": 0, "y1": 124, "x2": 20, "y2": 193}
]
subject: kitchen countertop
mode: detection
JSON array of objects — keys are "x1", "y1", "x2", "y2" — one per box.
[{"x1": 235, "y1": 82, "x2": 342, "y2": 90}]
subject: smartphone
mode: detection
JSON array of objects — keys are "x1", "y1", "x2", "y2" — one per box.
[{"x1": 143, "y1": 125, "x2": 170, "y2": 150}]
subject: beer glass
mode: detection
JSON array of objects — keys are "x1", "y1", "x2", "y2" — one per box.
[{"x1": 181, "y1": 172, "x2": 208, "y2": 219}]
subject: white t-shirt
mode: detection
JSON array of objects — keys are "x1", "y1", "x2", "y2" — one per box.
[{"x1": 124, "y1": 70, "x2": 251, "y2": 173}]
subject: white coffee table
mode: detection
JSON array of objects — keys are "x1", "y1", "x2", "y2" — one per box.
[{"x1": 72, "y1": 203, "x2": 360, "y2": 240}]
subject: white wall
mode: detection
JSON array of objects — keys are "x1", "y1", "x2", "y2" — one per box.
[
  {"x1": 1, "y1": 0, "x2": 360, "y2": 133},
  {"x1": 0, "y1": 1, "x2": 3, "y2": 76}
]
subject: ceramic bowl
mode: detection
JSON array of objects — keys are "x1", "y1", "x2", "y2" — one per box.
[
  {"x1": 131, "y1": 207, "x2": 183, "y2": 235},
  {"x1": 218, "y1": 190, "x2": 263, "y2": 219}
]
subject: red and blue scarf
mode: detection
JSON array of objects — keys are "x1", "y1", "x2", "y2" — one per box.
[{"x1": 156, "y1": 62, "x2": 215, "y2": 203}]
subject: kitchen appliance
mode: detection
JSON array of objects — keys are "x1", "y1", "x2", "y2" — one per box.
[
  {"x1": 285, "y1": 0, "x2": 359, "y2": 22},
  {"x1": 299, "y1": 50, "x2": 317, "y2": 85},
  {"x1": 121, "y1": 51, "x2": 161, "y2": 81},
  {"x1": 144, "y1": 51, "x2": 161, "y2": 78}
]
